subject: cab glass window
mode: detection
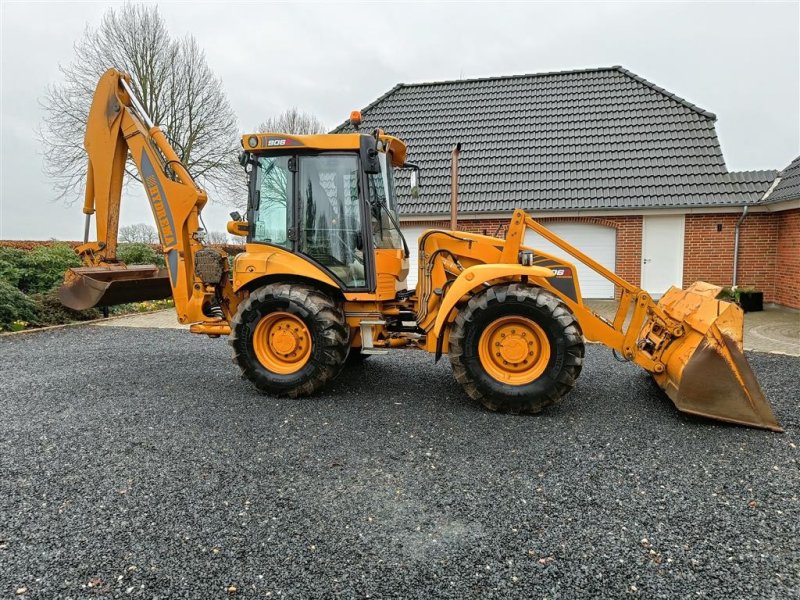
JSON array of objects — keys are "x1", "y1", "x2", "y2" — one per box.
[
  {"x1": 367, "y1": 152, "x2": 403, "y2": 250},
  {"x1": 252, "y1": 155, "x2": 293, "y2": 249},
  {"x1": 298, "y1": 154, "x2": 366, "y2": 288}
]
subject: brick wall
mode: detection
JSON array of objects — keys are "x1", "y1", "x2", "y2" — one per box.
[
  {"x1": 775, "y1": 209, "x2": 800, "y2": 308},
  {"x1": 683, "y1": 214, "x2": 735, "y2": 288},
  {"x1": 683, "y1": 211, "x2": 800, "y2": 307},
  {"x1": 737, "y1": 213, "x2": 779, "y2": 300},
  {"x1": 607, "y1": 216, "x2": 643, "y2": 289},
  {"x1": 684, "y1": 213, "x2": 772, "y2": 295}
]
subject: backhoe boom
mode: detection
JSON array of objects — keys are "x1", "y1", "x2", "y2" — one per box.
[{"x1": 61, "y1": 69, "x2": 228, "y2": 329}]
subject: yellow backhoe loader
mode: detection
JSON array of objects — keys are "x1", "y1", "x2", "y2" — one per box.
[{"x1": 60, "y1": 69, "x2": 782, "y2": 431}]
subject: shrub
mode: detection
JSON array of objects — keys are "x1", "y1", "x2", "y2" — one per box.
[
  {"x1": 116, "y1": 243, "x2": 165, "y2": 267},
  {"x1": 30, "y1": 289, "x2": 101, "y2": 327},
  {"x1": 717, "y1": 287, "x2": 736, "y2": 302},
  {"x1": 0, "y1": 280, "x2": 39, "y2": 330},
  {"x1": 0, "y1": 241, "x2": 79, "y2": 251},
  {"x1": 0, "y1": 247, "x2": 26, "y2": 287},
  {"x1": 16, "y1": 243, "x2": 82, "y2": 294}
]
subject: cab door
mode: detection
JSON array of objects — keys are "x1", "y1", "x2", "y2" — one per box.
[{"x1": 296, "y1": 153, "x2": 373, "y2": 291}]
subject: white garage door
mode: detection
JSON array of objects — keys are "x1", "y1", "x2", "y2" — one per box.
[
  {"x1": 524, "y1": 222, "x2": 617, "y2": 299},
  {"x1": 401, "y1": 224, "x2": 427, "y2": 289}
]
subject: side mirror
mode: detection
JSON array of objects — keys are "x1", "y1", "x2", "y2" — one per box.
[
  {"x1": 227, "y1": 220, "x2": 250, "y2": 237},
  {"x1": 410, "y1": 169, "x2": 420, "y2": 198},
  {"x1": 238, "y1": 151, "x2": 249, "y2": 167},
  {"x1": 405, "y1": 162, "x2": 421, "y2": 198},
  {"x1": 229, "y1": 211, "x2": 242, "y2": 221}
]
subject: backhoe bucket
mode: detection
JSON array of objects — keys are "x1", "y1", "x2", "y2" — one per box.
[
  {"x1": 59, "y1": 265, "x2": 172, "y2": 310},
  {"x1": 653, "y1": 282, "x2": 782, "y2": 432}
]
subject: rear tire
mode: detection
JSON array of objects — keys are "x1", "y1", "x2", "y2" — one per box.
[
  {"x1": 230, "y1": 283, "x2": 348, "y2": 397},
  {"x1": 449, "y1": 283, "x2": 585, "y2": 414}
]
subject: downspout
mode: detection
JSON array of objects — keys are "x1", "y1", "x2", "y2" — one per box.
[
  {"x1": 450, "y1": 143, "x2": 461, "y2": 230},
  {"x1": 732, "y1": 205, "x2": 749, "y2": 289}
]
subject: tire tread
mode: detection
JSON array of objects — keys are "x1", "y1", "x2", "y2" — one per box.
[
  {"x1": 449, "y1": 284, "x2": 585, "y2": 414},
  {"x1": 229, "y1": 283, "x2": 348, "y2": 397}
]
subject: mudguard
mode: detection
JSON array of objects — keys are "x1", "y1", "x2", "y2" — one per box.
[{"x1": 431, "y1": 264, "x2": 554, "y2": 339}]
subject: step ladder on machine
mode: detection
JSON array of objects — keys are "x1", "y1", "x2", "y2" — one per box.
[{"x1": 358, "y1": 319, "x2": 389, "y2": 355}]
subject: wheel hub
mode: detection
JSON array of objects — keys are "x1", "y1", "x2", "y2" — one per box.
[
  {"x1": 478, "y1": 316, "x2": 550, "y2": 384},
  {"x1": 252, "y1": 312, "x2": 311, "y2": 374},
  {"x1": 497, "y1": 333, "x2": 528, "y2": 364}
]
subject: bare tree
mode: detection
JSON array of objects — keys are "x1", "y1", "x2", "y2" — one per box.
[
  {"x1": 119, "y1": 223, "x2": 158, "y2": 244},
  {"x1": 205, "y1": 230, "x2": 230, "y2": 245},
  {"x1": 224, "y1": 112, "x2": 327, "y2": 214},
  {"x1": 257, "y1": 108, "x2": 327, "y2": 135},
  {"x1": 39, "y1": 4, "x2": 243, "y2": 206},
  {"x1": 204, "y1": 108, "x2": 328, "y2": 215}
]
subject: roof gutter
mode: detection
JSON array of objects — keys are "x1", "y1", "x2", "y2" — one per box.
[{"x1": 732, "y1": 205, "x2": 749, "y2": 289}]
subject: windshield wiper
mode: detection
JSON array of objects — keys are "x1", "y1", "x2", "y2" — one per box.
[{"x1": 373, "y1": 199, "x2": 409, "y2": 258}]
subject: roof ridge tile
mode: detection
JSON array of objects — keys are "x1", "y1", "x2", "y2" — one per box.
[{"x1": 391, "y1": 66, "x2": 619, "y2": 89}]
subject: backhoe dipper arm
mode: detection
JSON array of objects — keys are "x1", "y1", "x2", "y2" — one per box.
[{"x1": 74, "y1": 68, "x2": 215, "y2": 324}]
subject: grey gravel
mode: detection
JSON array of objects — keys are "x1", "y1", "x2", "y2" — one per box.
[{"x1": 1, "y1": 326, "x2": 798, "y2": 599}]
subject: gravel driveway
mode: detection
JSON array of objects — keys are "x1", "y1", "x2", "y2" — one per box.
[{"x1": 1, "y1": 326, "x2": 798, "y2": 599}]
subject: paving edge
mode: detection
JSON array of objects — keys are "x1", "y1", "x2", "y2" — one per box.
[
  {"x1": 0, "y1": 309, "x2": 177, "y2": 338},
  {"x1": 743, "y1": 348, "x2": 800, "y2": 357}
]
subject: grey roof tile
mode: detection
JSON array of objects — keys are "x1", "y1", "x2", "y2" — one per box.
[
  {"x1": 333, "y1": 66, "x2": 776, "y2": 215},
  {"x1": 761, "y1": 156, "x2": 800, "y2": 203}
]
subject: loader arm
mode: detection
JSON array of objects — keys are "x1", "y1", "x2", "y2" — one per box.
[
  {"x1": 60, "y1": 68, "x2": 229, "y2": 330},
  {"x1": 497, "y1": 209, "x2": 782, "y2": 431},
  {"x1": 498, "y1": 210, "x2": 681, "y2": 369}
]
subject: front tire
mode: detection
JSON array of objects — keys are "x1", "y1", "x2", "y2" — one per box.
[
  {"x1": 449, "y1": 284, "x2": 585, "y2": 414},
  {"x1": 230, "y1": 283, "x2": 348, "y2": 397}
]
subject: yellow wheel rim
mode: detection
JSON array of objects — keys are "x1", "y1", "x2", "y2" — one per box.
[
  {"x1": 252, "y1": 312, "x2": 312, "y2": 374},
  {"x1": 478, "y1": 316, "x2": 550, "y2": 385}
]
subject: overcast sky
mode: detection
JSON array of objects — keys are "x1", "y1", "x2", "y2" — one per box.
[{"x1": 1, "y1": 1, "x2": 798, "y2": 240}]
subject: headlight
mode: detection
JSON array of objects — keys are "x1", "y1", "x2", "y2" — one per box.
[{"x1": 518, "y1": 250, "x2": 534, "y2": 266}]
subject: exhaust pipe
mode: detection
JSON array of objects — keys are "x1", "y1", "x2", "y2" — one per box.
[{"x1": 450, "y1": 142, "x2": 461, "y2": 231}]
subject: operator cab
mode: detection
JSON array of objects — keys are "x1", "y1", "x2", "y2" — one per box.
[{"x1": 236, "y1": 130, "x2": 415, "y2": 293}]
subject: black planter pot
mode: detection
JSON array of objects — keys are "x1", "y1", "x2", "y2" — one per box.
[{"x1": 737, "y1": 291, "x2": 763, "y2": 313}]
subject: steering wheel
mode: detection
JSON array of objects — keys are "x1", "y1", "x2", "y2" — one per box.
[{"x1": 308, "y1": 228, "x2": 359, "y2": 266}]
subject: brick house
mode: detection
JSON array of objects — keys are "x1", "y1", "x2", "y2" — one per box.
[
  {"x1": 755, "y1": 156, "x2": 800, "y2": 308},
  {"x1": 335, "y1": 66, "x2": 799, "y2": 307}
]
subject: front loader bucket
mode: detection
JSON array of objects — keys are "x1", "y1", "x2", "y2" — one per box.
[
  {"x1": 653, "y1": 282, "x2": 782, "y2": 432},
  {"x1": 59, "y1": 265, "x2": 172, "y2": 310}
]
